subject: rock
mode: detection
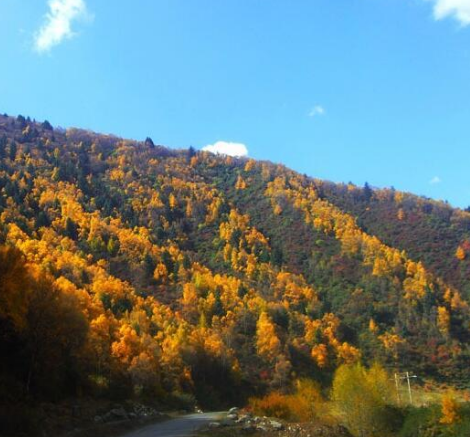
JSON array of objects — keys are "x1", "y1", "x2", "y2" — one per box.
[
  {"x1": 93, "y1": 415, "x2": 103, "y2": 423},
  {"x1": 227, "y1": 413, "x2": 238, "y2": 420},
  {"x1": 242, "y1": 424, "x2": 256, "y2": 433},
  {"x1": 270, "y1": 420, "x2": 284, "y2": 430},
  {"x1": 208, "y1": 422, "x2": 222, "y2": 429},
  {"x1": 229, "y1": 407, "x2": 240, "y2": 414},
  {"x1": 256, "y1": 425, "x2": 269, "y2": 432},
  {"x1": 102, "y1": 407, "x2": 129, "y2": 422},
  {"x1": 109, "y1": 407, "x2": 129, "y2": 420},
  {"x1": 221, "y1": 418, "x2": 236, "y2": 426},
  {"x1": 132, "y1": 403, "x2": 159, "y2": 418}
]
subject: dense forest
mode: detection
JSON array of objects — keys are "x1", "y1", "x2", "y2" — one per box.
[{"x1": 2, "y1": 113, "x2": 470, "y2": 430}]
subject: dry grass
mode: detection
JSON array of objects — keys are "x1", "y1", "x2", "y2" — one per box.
[{"x1": 393, "y1": 381, "x2": 470, "y2": 408}]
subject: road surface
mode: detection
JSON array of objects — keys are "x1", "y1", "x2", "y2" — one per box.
[{"x1": 121, "y1": 413, "x2": 224, "y2": 437}]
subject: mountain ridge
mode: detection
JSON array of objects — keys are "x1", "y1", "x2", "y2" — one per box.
[{"x1": 1, "y1": 112, "x2": 470, "y2": 414}]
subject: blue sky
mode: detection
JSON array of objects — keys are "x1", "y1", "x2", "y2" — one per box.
[{"x1": 1, "y1": 1, "x2": 470, "y2": 207}]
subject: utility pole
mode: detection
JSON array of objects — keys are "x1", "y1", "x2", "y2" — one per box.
[
  {"x1": 406, "y1": 371, "x2": 413, "y2": 404},
  {"x1": 405, "y1": 371, "x2": 418, "y2": 404},
  {"x1": 394, "y1": 373, "x2": 401, "y2": 405},
  {"x1": 393, "y1": 371, "x2": 418, "y2": 405},
  {"x1": 400, "y1": 372, "x2": 418, "y2": 405}
]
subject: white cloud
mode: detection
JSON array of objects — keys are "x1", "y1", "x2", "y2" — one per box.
[
  {"x1": 202, "y1": 141, "x2": 248, "y2": 157},
  {"x1": 34, "y1": 0, "x2": 89, "y2": 53},
  {"x1": 308, "y1": 105, "x2": 325, "y2": 117},
  {"x1": 430, "y1": 176, "x2": 442, "y2": 184},
  {"x1": 429, "y1": 0, "x2": 470, "y2": 26}
]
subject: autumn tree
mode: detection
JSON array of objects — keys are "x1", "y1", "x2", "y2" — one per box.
[
  {"x1": 456, "y1": 245, "x2": 466, "y2": 261},
  {"x1": 332, "y1": 363, "x2": 396, "y2": 437},
  {"x1": 0, "y1": 246, "x2": 30, "y2": 331},
  {"x1": 256, "y1": 311, "x2": 281, "y2": 362},
  {"x1": 440, "y1": 390, "x2": 461, "y2": 425},
  {"x1": 0, "y1": 246, "x2": 89, "y2": 399}
]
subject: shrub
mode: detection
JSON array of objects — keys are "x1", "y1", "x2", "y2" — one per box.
[
  {"x1": 398, "y1": 403, "x2": 470, "y2": 437},
  {"x1": 249, "y1": 391, "x2": 293, "y2": 420},
  {"x1": 332, "y1": 363, "x2": 400, "y2": 437},
  {"x1": 398, "y1": 406, "x2": 438, "y2": 437},
  {"x1": 440, "y1": 391, "x2": 461, "y2": 424},
  {"x1": 289, "y1": 379, "x2": 329, "y2": 422},
  {"x1": 249, "y1": 378, "x2": 330, "y2": 422}
]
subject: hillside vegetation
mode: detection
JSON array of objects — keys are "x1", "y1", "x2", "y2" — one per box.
[{"x1": 1, "y1": 114, "x2": 470, "y2": 426}]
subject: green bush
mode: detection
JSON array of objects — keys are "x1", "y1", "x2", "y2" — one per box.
[{"x1": 399, "y1": 403, "x2": 470, "y2": 437}]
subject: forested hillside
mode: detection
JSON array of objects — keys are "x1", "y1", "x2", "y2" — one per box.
[
  {"x1": 1, "y1": 113, "x2": 470, "y2": 414},
  {"x1": 320, "y1": 182, "x2": 470, "y2": 295}
]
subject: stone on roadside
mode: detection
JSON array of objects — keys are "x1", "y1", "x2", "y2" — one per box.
[
  {"x1": 270, "y1": 420, "x2": 284, "y2": 430},
  {"x1": 109, "y1": 407, "x2": 129, "y2": 420},
  {"x1": 208, "y1": 421, "x2": 222, "y2": 429},
  {"x1": 242, "y1": 424, "x2": 256, "y2": 433},
  {"x1": 221, "y1": 418, "x2": 236, "y2": 426}
]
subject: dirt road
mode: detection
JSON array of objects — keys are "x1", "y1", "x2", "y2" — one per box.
[{"x1": 120, "y1": 412, "x2": 223, "y2": 437}]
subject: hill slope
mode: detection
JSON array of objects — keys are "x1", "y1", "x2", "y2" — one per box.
[{"x1": 1, "y1": 113, "x2": 470, "y2": 411}]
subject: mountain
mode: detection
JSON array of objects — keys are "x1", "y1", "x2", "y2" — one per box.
[{"x1": 1, "y1": 113, "x2": 470, "y2": 412}]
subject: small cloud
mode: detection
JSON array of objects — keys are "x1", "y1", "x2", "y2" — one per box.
[
  {"x1": 202, "y1": 141, "x2": 248, "y2": 157},
  {"x1": 308, "y1": 105, "x2": 325, "y2": 117},
  {"x1": 430, "y1": 176, "x2": 442, "y2": 185},
  {"x1": 34, "y1": 0, "x2": 90, "y2": 53},
  {"x1": 428, "y1": 0, "x2": 470, "y2": 26}
]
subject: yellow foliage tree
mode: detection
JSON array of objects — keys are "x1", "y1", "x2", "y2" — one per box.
[
  {"x1": 369, "y1": 319, "x2": 378, "y2": 333},
  {"x1": 181, "y1": 283, "x2": 199, "y2": 324},
  {"x1": 440, "y1": 391, "x2": 460, "y2": 424},
  {"x1": 456, "y1": 246, "x2": 466, "y2": 261},
  {"x1": 153, "y1": 262, "x2": 168, "y2": 283},
  {"x1": 256, "y1": 311, "x2": 281, "y2": 362},
  {"x1": 169, "y1": 193, "x2": 177, "y2": 210},
  {"x1": 437, "y1": 306, "x2": 450, "y2": 337},
  {"x1": 235, "y1": 175, "x2": 247, "y2": 190},
  {"x1": 332, "y1": 363, "x2": 395, "y2": 437},
  {"x1": 311, "y1": 344, "x2": 328, "y2": 368}
]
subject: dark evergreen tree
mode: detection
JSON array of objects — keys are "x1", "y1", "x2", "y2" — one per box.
[
  {"x1": 363, "y1": 182, "x2": 373, "y2": 201},
  {"x1": 65, "y1": 218, "x2": 79, "y2": 240},
  {"x1": 16, "y1": 115, "x2": 26, "y2": 128},
  {"x1": 41, "y1": 120, "x2": 53, "y2": 131},
  {"x1": 145, "y1": 137, "x2": 155, "y2": 148},
  {"x1": 9, "y1": 142, "x2": 17, "y2": 161},
  {"x1": 0, "y1": 135, "x2": 6, "y2": 159}
]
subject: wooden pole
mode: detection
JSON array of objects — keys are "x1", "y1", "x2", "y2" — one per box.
[
  {"x1": 394, "y1": 373, "x2": 401, "y2": 405},
  {"x1": 406, "y1": 371, "x2": 413, "y2": 404}
]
